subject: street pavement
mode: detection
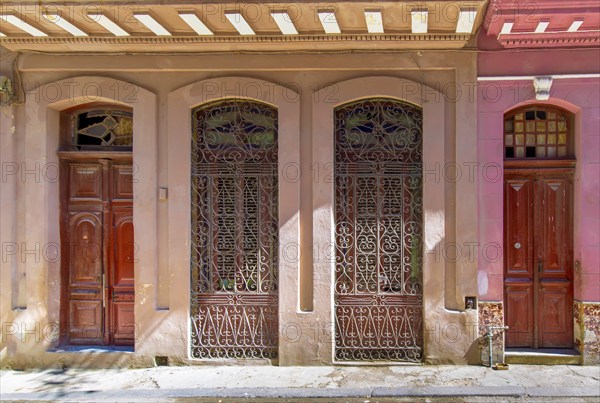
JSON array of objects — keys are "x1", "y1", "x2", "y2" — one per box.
[{"x1": 1, "y1": 364, "x2": 599, "y2": 402}]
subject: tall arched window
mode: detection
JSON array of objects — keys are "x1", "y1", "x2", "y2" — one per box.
[
  {"x1": 504, "y1": 106, "x2": 573, "y2": 159},
  {"x1": 190, "y1": 99, "x2": 279, "y2": 359},
  {"x1": 334, "y1": 98, "x2": 423, "y2": 362}
]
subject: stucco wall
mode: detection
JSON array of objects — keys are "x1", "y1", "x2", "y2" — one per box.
[{"x1": 1, "y1": 51, "x2": 480, "y2": 368}]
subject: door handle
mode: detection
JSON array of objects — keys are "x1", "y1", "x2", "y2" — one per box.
[
  {"x1": 538, "y1": 258, "x2": 543, "y2": 273},
  {"x1": 102, "y1": 273, "x2": 106, "y2": 307}
]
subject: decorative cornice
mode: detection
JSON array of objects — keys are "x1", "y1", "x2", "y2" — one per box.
[
  {"x1": 487, "y1": 0, "x2": 600, "y2": 13},
  {"x1": 483, "y1": 0, "x2": 600, "y2": 48},
  {"x1": 498, "y1": 32, "x2": 600, "y2": 48},
  {"x1": 0, "y1": 1, "x2": 487, "y2": 52},
  {"x1": 0, "y1": 33, "x2": 470, "y2": 45},
  {"x1": 0, "y1": 33, "x2": 473, "y2": 52}
]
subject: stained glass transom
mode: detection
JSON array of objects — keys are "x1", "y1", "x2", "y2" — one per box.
[
  {"x1": 74, "y1": 109, "x2": 133, "y2": 148},
  {"x1": 504, "y1": 107, "x2": 571, "y2": 159}
]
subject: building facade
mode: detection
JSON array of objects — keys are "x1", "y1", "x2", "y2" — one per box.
[
  {"x1": 477, "y1": 0, "x2": 600, "y2": 365},
  {"x1": 0, "y1": 0, "x2": 597, "y2": 368}
]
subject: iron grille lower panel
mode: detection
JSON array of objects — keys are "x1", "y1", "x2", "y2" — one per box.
[
  {"x1": 191, "y1": 294, "x2": 278, "y2": 359},
  {"x1": 335, "y1": 295, "x2": 423, "y2": 362}
]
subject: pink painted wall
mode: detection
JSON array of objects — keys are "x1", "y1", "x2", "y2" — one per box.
[{"x1": 477, "y1": 71, "x2": 600, "y2": 303}]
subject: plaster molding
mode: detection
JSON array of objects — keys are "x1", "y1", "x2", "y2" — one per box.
[
  {"x1": 533, "y1": 76, "x2": 553, "y2": 101},
  {"x1": 0, "y1": 34, "x2": 472, "y2": 52},
  {"x1": 1, "y1": 34, "x2": 470, "y2": 44},
  {"x1": 478, "y1": 74, "x2": 600, "y2": 81},
  {"x1": 497, "y1": 32, "x2": 600, "y2": 48}
]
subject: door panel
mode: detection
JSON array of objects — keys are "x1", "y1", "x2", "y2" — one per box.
[
  {"x1": 539, "y1": 281, "x2": 571, "y2": 347},
  {"x1": 504, "y1": 172, "x2": 573, "y2": 349},
  {"x1": 112, "y1": 164, "x2": 134, "y2": 200},
  {"x1": 504, "y1": 281, "x2": 534, "y2": 347},
  {"x1": 69, "y1": 212, "x2": 103, "y2": 286},
  {"x1": 538, "y1": 178, "x2": 570, "y2": 276},
  {"x1": 69, "y1": 164, "x2": 103, "y2": 202},
  {"x1": 505, "y1": 179, "x2": 534, "y2": 277},
  {"x1": 69, "y1": 300, "x2": 103, "y2": 343},
  {"x1": 111, "y1": 300, "x2": 135, "y2": 345}
]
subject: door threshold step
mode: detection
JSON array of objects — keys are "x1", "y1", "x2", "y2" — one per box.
[
  {"x1": 505, "y1": 348, "x2": 581, "y2": 365},
  {"x1": 48, "y1": 345, "x2": 134, "y2": 354}
]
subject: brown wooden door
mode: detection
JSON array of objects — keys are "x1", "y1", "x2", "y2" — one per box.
[
  {"x1": 504, "y1": 170, "x2": 573, "y2": 348},
  {"x1": 61, "y1": 156, "x2": 134, "y2": 346}
]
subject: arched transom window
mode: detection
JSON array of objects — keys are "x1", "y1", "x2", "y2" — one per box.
[
  {"x1": 62, "y1": 104, "x2": 133, "y2": 151},
  {"x1": 504, "y1": 106, "x2": 572, "y2": 159}
]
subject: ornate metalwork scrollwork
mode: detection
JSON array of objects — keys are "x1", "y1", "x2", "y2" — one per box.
[
  {"x1": 192, "y1": 100, "x2": 277, "y2": 164},
  {"x1": 191, "y1": 100, "x2": 278, "y2": 360},
  {"x1": 334, "y1": 98, "x2": 424, "y2": 362}
]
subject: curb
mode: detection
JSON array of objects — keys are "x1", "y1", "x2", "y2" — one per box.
[{"x1": 2, "y1": 386, "x2": 600, "y2": 401}]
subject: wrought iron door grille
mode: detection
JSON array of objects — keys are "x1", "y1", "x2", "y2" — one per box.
[
  {"x1": 191, "y1": 100, "x2": 278, "y2": 359},
  {"x1": 334, "y1": 98, "x2": 423, "y2": 362}
]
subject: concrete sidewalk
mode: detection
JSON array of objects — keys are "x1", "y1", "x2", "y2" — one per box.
[{"x1": 1, "y1": 365, "x2": 599, "y2": 402}]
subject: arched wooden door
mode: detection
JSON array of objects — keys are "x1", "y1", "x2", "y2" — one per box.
[
  {"x1": 334, "y1": 98, "x2": 424, "y2": 362},
  {"x1": 190, "y1": 100, "x2": 279, "y2": 359},
  {"x1": 59, "y1": 105, "x2": 135, "y2": 346},
  {"x1": 503, "y1": 106, "x2": 575, "y2": 348}
]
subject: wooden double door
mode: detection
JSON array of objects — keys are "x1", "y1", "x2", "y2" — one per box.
[
  {"x1": 60, "y1": 155, "x2": 135, "y2": 346},
  {"x1": 504, "y1": 164, "x2": 574, "y2": 348}
]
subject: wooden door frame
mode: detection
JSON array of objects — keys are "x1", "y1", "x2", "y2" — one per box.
[
  {"x1": 503, "y1": 159, "x2": 575, "y2": 349},
  {"x1": 58, "y1": 151, "x2": 133, "y2": 346}
]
